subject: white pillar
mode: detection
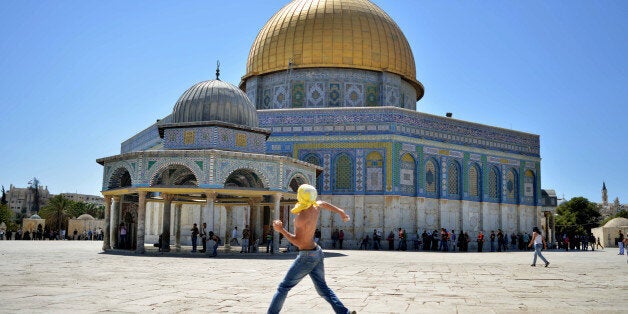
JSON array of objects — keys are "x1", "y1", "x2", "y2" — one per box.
[
  {"x1": 136, "y1": 192, "x2": 147, "y2": 254},
  {"x1": 272, "y1": 193, "x2": 282, "y2": 253},
  {"x1": 102, "y1": 196, "x2": 112, "y2": 250}
]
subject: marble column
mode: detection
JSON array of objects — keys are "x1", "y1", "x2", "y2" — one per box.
[
  {"x1": 174, "y1": 203, "x2": 183, "y2": 250},
  {"x1": 248, "y1": 197, "x2": 262, "y2": 248},
  {"x1": 224, "y1": 205, "x2": 232, "y2": 251},
  {"x1": 205, "y1": 192, "x2": 216, "y2": 232},
  {"x1": 110, "y1": 196, "x2": 120, "y2": 249},
  {"x1": 272, "y1": 193, "x2": 282, "y2": 253},
  {"x1": 135, "y1": 192, "x2": 147, "y2": 254},
  {"x1": 102, "y1": 196, "x2": 112, "y2": 250},
  {"x1": 161, "y1": 193, "x2": 174, "y2": 252}
]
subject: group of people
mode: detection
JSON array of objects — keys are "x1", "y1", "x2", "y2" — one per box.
[
  {"x1": 558, "y1": 233, "x2": 605, "y2": 251},
  {"x1": 187, "y1": 222, "x2": 222, "y2": 256},
  {"x1": 1, "y1": 225, "x2": 103, "y2": 241}
]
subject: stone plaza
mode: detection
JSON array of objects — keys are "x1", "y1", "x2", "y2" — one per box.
[{"x1": 0, "y1": 241, "x2": 626, "y2": 313}]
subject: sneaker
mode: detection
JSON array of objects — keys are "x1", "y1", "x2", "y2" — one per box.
[{"x1": 545, "y1": 262, "x2": 550, "y2": 267}]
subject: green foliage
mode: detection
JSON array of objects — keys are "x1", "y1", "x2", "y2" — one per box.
[
  {"x1": 0, "y1": 203, "x2": 18, "y2": 231},
  {"x1": 555, "y1": 196, "x2": 601, "y2": 236},
  {"x1": 39, "y1": 195, "x2": 72, "y2": 231},
  {"x1": 600, "y1": 209, "x2": 628, "y2": 226}
]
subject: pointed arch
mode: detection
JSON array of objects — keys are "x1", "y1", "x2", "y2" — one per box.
[
  {"x1": 524, "y1": 169, "x2": 536, "y2": 204},
  {"x1": 150, "y1": 164, "x2": 198, "y2": 187},
  {"x1": 225, "y1": 168, "x2": 264, "y2": 188},
  {"x1": 425, "y1": 158, "x2": 440, "y2": 197},
  {"x1": 108, "y1": 167, "x2": 133, "y2": 190},
  {"x1": 506, "y1": 168, "x2": 519, "y2": 203}
]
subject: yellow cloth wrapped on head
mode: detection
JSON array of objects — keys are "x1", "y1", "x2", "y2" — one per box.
[{"x1": 291, "y1": 184, "x2": 318, "y2": 214}]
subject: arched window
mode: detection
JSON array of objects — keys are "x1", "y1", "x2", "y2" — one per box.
[
  {"x1": 366, "y1": 151, "x2": 383, "y2": 192},
  {"x1": 506, "y1": 168, "x2": 518, "y2": 201},
  {"x1": 488, "y1": 166, "x2": 500, "y2": 199},
  {"x1": 425, "y1": 159, "x2": 438, "y2": 195},
  {"x1": 468, "y1": 163, "x2": 481, "y2": 198},
  {"x1": 400, "y1": 153, "x2": 416, "y2": 195},
  {"x1": 333, "y1": 153, "x2": 354, "y2": 192},
  {"x1": 447, "y1": 160, "x2": 460, "y2": 196}
]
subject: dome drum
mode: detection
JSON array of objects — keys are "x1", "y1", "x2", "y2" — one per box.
[{"x1": 245, "y1": 68, "x2": 417, "y2": 110}]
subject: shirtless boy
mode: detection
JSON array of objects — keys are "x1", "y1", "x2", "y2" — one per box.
[{"x1": 267, "y1": 184, "x2": 354, "y2": 314}]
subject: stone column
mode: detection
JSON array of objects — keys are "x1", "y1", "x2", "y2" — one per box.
[
  {"x1": 135, "y1": 192, "x2": 147, "y2": 254},
  {"x1": 110, "y1": 196, "x2": 121, "y2": 249},
  {"x1": 174, "y1": 203, "x2": 182, "y2": 250},
  {"x1": 102, "y1": 196, "x2": 112, "y2": 250},
  {"x1": 161, "y1": 193, "x2": 174, "y2": 252},
  {"x1": 202, "y1": 192, "x2": 216, "y2": 232},
  {"x1": 248, "y1": 197, "x2": 260, "y2": 249},
  {"x1": 272, "y1": 193, "x2": 282, "y2": 253},
  {"x1": 224, "y1": 205, "x2": 233, "y2": 251}
]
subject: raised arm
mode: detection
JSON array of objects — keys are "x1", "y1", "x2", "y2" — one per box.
[{"x1": 316, "y1": 201, "x2": 351, "y2": 222}]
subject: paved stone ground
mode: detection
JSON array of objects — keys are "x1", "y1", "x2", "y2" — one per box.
[{"x1": 0, "y1": 241, "x2": 626, "y2": 313}]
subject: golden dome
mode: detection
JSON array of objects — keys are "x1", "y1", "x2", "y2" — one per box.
[{"x1": 244, "y1": 0, "x2": 424, "y2": 100}]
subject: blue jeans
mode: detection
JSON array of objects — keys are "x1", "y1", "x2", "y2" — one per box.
[
  {"x1": 268, "y1": 245, "x2": 349, "y2": 314},
  {"x1": 212, "y1": 241, "x2": 219, "y2": 256},
  {"x1": 532, "y1": 244, "x2": 548, "y2": 265}
]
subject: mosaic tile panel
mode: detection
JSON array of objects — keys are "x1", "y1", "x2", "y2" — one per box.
[
  {"x1": 366, "y1": 84, "x2": 379, "y2": 106},
  {"x1": 344, "y1": 83, "x2": 364, "y2": 107},
  {"x1": 306, "y1": 82, "x2": 325, "y2": 107},
  {"x1": 328, "y1": 83, "x2": 341, "y2": 107},
  {"x1": 291, "y1": 81, "x2": 305, "y2": 108},
  {"x1": 273, "y1": 85, "x2": 287, "y2": 109}
]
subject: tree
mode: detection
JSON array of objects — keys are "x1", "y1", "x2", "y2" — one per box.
[
  {"x1": 1, "y1": 186, "x2": 6, "y2": 205},
  {"x1": 28, "y1": 177, "x2": 41, "y2": 213},
  {"x1": 0, "y1": 203, "x2": 17, "y2": 231},
  {"x1": 84, "y1": 203, "x2": 105, "y2": 219},
  {"x1": 555, "y1": 197, "x2": 601, "y2": 236},
  {"x1": 39, "y1": 195, "x2": 71, "y2": 232}
]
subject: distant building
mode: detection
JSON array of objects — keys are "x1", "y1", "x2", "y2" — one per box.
[
  {"x1": 6, "y1": 185, "x2": 104, "y2": 217},
  {"x1": 59, "y1": 193, "x2": 105, "y2": 206},
  {"x1": 598, "y1": 182, "x2": 624, "y2": 219},
  {"x1": 6, "y1": 184, "x2": 51, "y2": 216}
]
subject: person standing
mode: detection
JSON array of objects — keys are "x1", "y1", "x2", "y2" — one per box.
[
  {"x1": 190, "y1": 223, "x2": 199, "y2": 252},
  {"x1": 199, "y1": 223, "x2": 208, "y2": 253},
  {"x1": 266, "y1": 230, "x2": 273, "y2": 254},
  {"x1": 314, "y1": 228, "x2": 322, "y2": 245},
  {"x1": 241, "y1": 225, "x2": 250, "y2": 253},
  {"x1": 528, "y1": 227, "x2": 550, "y2": 267},
  {"x1": 596, "y1": 237, "x2": 604, "y2": 250},
  {"x1": 387, "y1": 231, "x2": 395, "y2": 250},
  {"x1": 231, "y1": 226, "x2": 240, "y2": 246},
  {"x1": 338, "y1": 229, "x2": 344, "y2": 249},
  {"x1": 490, "y1": 230, "x2": 496, "y2": 252},
  {"x1": 618, "y1": 230, "x2": 624, "y2": 255},
  {"x1": 477, "y1": 231, "x2": 484, "y2": 252},
  {"x1": 209, "y1": 231, "x2": 220, "y2": 257},
  {"x1": 331, "y1": 229, "x2": 339, "y2": 249},
  {"x1": 268, "y1": 184, "x2": 353, "y2": 314},
  {"x1": 119, "y1": 224, "x2": 127, "y2": 249}
]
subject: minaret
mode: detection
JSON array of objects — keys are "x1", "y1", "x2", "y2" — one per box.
[{"x1": 602, "y1": 182, "x2": 608, "y2": 207}]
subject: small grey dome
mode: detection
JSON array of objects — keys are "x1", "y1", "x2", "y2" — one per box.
[
  {"x1": 172, "y1": 80, "x2": 258, "y2": 128},
  {"x1": 29, "y1": 214, "x2": 42, "y2": 219}
]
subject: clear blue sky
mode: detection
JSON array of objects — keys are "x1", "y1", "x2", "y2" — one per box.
[{"x1": 1, "y1": 1, "x2": 626, "y2": 204}]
